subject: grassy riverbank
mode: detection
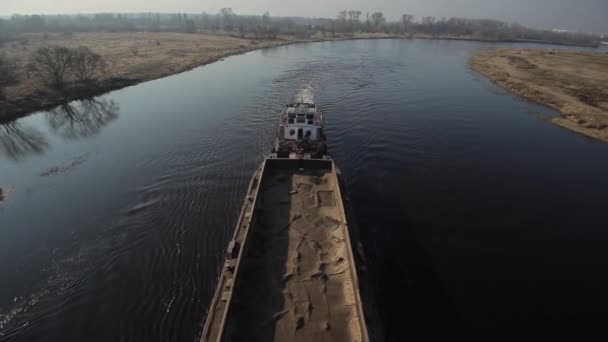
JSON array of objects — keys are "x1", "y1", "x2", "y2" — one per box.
[
  {"x1": 0, "y1": 32, "x2": 313, "y2": 122},
  {"x1": 1, "y1": 32, "x2": 418, "y2": 121},
  {"x1": 472, "y1": 49, "x2": 608, "y2": 143},
  {"x1": 1, "y1": 32, "x2": 603, "y2": 123}
]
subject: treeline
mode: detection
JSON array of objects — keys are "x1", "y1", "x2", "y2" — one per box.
[
  {"x1": 0, "y1": 13, "x2": 203, "y2": 36},
  {"x1": 0, "y1": 9, "x2": 601, "y2": 46},
  {"x1": 331, "y1": 11, "x2": 599, "y2": 46}
]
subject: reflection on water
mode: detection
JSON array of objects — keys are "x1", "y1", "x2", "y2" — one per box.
[
  {"x1": 0, "y1": 121, "x2": 48, "y2": 161},
  {"x1": 47, "y1": 98, "x2": 119, "y2": 140},
  {"x1": 0, "y1": 98, "x2": 120, "y2": 161}
]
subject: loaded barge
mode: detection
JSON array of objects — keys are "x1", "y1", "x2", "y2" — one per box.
[{"x1": 201, "y1": 103, "x2": 371, "y2": 342}]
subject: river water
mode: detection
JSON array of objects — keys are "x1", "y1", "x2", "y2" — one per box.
[{"x1": 1, "y1": 39, "x2": 607, "y2": 341}]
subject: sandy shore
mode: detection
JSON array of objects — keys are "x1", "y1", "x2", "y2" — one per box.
[{"x1": 472, "y1": 49, "x2": 608, "y2": 142}]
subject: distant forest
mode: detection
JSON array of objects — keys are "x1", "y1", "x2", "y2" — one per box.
[{"x1": 0, "y1": 9, "x2": 601, "y2": 47}]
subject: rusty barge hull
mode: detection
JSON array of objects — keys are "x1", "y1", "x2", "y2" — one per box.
[{"x1": 201, "y1": 157, "x2": 369, "y2": 342}]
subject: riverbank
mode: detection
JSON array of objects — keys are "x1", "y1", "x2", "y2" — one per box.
[
  {"x1": 0, "y1": 33, "x2": 602, "y2": 123},
  {"x1": 0, "y1": 32, "x2": 316, "y2": 122},
  {"x1": 1, "y1": 32, "x2": 418, "y2": 122},
  {"x1": 472, "y1": 49, "x2": 608, "y2": 143}
]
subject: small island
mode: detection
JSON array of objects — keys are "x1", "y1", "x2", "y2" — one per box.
[{"x1": 472, "y1": 49, "x2": 608, "y2": 142}]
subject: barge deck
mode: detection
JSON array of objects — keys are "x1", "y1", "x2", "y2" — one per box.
[{"x1": 201, "y1": 157, "x2": 369, "y2": 342}]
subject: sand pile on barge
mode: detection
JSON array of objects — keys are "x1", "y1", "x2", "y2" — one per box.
[
  {"x1": 223, "y1": 168, "x2": 363, "y2": 341},
  {"x1": 202, "y1": 159, "x2": 369, "y2": 342}
]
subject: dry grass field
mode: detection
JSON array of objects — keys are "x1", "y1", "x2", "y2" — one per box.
[
  {"x1": 472, "y1": 49, "x2": 608, "y2": 142},
  {"x1": 0, "y1": 32, "x2": 311, "y2": 120},
  {"x1": 0, "y1": 31, "x2": 414, "y2": 120}
]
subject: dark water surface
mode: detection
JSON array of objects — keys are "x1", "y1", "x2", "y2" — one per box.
[{"x1": 1, "y1": 39, "x2": 608, "y2": 341}]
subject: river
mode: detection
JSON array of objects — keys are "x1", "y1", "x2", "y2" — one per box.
[{"x1": 1, "y1": 39, "x2": 608, "y2": 341}]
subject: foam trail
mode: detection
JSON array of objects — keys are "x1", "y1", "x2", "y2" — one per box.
[{"x1": 295, "y1": 86, "x2": 314, "y2": 104}]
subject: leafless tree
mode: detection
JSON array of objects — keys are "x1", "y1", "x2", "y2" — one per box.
[
  {"x1": 422, "y1": 16, "x2": 437, "y2": 35},
  {"x1": 220, "y1": 8, "x2": 233, "y2": 17},
  {"x1": 370, "y1": 12, "x2": 386, "y2": 31},
  {"x1": 32, "y1": 46, "x2": 74, "y2": 88},
  {"x1": 348, "y1": 11, "x2": 362, "y2": 23},
  {"x1": 72, "y1": 46, "x2": 106, "y2": 82},
  {"x1": 402, "y1": 14, "x2": 414, "y2": 33},
  {"x1": 336, "y1": 11, "x2": 348, "y2": 32},
  {"x1": 220, "y1": 8, "x2": 234, "y2": 30},
  {"x1": 422, "y1": 16, "x2": 436, "y2": 25},
  {"x1": 348, "y1": 10, "x2": 362, "y2": 31},
  {"x1": 0, "y1": 55, "x2": 18, "y2": 99},
  {"x1": 185, "y1": 19, "x2": 197, "y2": 33},
  {"x1": 364, "y1": 13, "x2": 371, "y2": 32}
]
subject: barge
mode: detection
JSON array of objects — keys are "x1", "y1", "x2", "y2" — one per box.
[{"x1": 201, "y1": 102, "x2": 371, "y2": 342}]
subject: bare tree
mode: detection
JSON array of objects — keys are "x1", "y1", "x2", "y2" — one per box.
[
  {"x1": 261, "y1": 12, "x2": 272, "y2": 39},
  {"x1": 422, "y1": 16, "x2": 437, "y2": 35},
  {"x1": 185, "y1": 19, "x2": 197, "y2": 33},
  {"x1": 0, "y1": 55, "x2": 18, "y2": 99},
  {"x1": 347, "y1": 10, "x2": 362, "y2": 32},
  {"x1": 364, "y1": 13, "x2": 371, "y2": 32},
  {"x1": 32, "y1": 46, "x2": 74, "y2": 88},
  {"x1": 370, "y1": 12, "x2": 386, "y2": 32},
  {"x1": 337, "y1": 11, "x2": 348, "y2": 32},
  {"x1": 72, "y1": 46, "x2": 105, "y2": 82},
  {"x1": 220, "y1": 8, "x2": 234, "y2": 30},
  {"x1": 402, "y1": 14, "x2": 414, "y2": 33},
  {"x1": 422, "y1": 16, "x2": 436, "y2": 25},
  {"x1": 220, "y1": 8, "x2": 233, "y2": 17},
  {"x1": 348, "y1": 10, "x2": 362, "y2": 22}
]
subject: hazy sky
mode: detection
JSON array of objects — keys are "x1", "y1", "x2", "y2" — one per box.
[{"x1": 2, "y1": 0, "x2": 607, "y2": 33}]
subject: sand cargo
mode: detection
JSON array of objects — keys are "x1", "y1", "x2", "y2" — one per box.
[{"x1": 201, "y1": 103, "x2": 372, "y2": 342}]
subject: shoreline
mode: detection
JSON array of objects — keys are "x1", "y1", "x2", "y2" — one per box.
[
  {"x1": 0, "y1": 35, "x2": 316, "y2": 123},
  {"x1": 471, "y1": 49, "x2": 608, "y2": 143},
  {"x1": 0, "y1": 33, "x2": 601, "y2": 124}
]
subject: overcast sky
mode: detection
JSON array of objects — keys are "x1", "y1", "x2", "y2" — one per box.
[{"x1": 2, "y1": 0, "x2": 607, "y2": 33}]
